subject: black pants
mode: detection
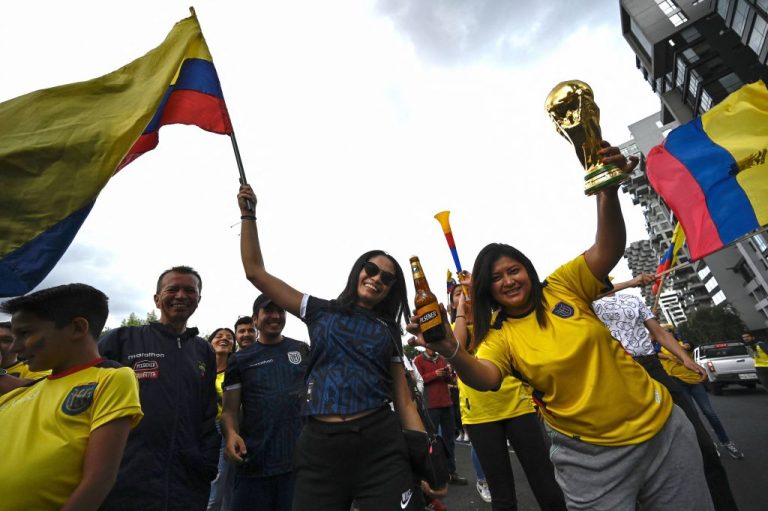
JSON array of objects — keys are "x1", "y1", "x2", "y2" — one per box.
[
  {"x1": 466, "y1": 413, "x2": 567, "y2": 511},
  {"x1": 292, "y1": 407, "x2": 414, "y2": 511},
  {"x1": 634, "y1": 355, "x2": 740, "y2": 511},
  {"x1": 428, "y1": 407, "x2": 457, "y2": 473}
]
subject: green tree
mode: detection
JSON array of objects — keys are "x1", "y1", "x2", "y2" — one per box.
[
  {"x1": 119, "y1": 311, "x2": 158, "y2": 327},
  {"x1": 678, "y1": 304, "x2": 746, "y2": 345}
]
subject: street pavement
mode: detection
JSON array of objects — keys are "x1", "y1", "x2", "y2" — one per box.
[{"x1": 440, "y1": 385, "x2": 768, "y2": 510}]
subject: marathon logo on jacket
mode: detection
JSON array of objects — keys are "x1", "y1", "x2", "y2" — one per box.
[
  {"x1": 61, "y1": 383, "x2": 97, "y2": 415},
  {"x1": 133, "y1": 359, "x2": 159, "y2": 380},
  {"x1": 197, "y1": 361, "x2": 207, "y2": 377},
  {"x1": 287, "y1": 351, "x2": 303, "y2": 365},
  {"x1": 552, "y1": 301, "x2": 575, "y2": 318}
]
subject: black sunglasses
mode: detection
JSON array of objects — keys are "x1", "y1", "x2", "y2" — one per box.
[{"x1": 362, "y1": 261, "x2": 397, "y2": 286}]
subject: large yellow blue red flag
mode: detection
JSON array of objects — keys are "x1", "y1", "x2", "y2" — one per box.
[
  {"x1": 0, "y1": 13, "x2": 232, "y2": 296},
  {"x1": 646, "y1": 80, "x2": 768, "y2": 260}
]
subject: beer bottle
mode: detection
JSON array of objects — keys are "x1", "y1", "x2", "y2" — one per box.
[{"x1": 410, "y1": 256, "x2": 447, "y2": 343}]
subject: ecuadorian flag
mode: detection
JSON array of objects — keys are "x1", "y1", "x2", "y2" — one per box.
[
  {"x1": 0, "y1": 13, "x2": 232, "y2": 297},
  {"x1": 646, "y1": 81, "x2": 768, "y2": 260}
]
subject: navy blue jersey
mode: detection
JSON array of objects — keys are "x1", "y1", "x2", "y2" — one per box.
[
  {"x1": 300, "y1": 295, "x2": 402, "y2": 416},
  {"x1": 223, "y1": 337, "x2": 309, "y2": 477}
]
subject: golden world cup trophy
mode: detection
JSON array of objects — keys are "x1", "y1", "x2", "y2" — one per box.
[{"x1": 544, "y1": 80, "x2": 629, "y2": 195}]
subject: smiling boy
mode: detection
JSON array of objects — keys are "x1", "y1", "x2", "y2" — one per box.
[{"x1": 0, "y1": 284, "x2": 142, "y2": 511}]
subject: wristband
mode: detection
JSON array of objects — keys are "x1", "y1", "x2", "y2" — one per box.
[
  {"x1": 240, "y1": 215, "x2": 256, "y2": 221},
  {"x1": 455, "y1": 316, "x2": 465, "y2": 319},
  {"x1": 445, "y1": 339, "x2": 461, "y2": 361}
]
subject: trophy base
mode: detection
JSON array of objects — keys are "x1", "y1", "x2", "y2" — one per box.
[{"x1": 583, "y1": 163, "x2": 629, "y2": 196}]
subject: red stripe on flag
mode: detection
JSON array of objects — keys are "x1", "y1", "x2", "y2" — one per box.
[
  {"x1": 158, "y1": 89, "x2": 232, "y2": 134},
  {"x1": 647, "y1": 145, "x2": 723, "y2": 260}
]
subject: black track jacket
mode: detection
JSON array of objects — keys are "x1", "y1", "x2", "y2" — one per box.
[{"x1": 98, "y1": 322, "x2": 218, "y2": 511}]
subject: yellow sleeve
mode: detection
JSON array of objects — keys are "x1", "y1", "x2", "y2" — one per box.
[
  {"x1": 91, "y1": 367, "x2": 143, "y2": 431},
  {"x1": 546, "y1": 254, "x2": 611, "y2": 304},
  {"x1": 475, "y1": 327, "x2": 513, "y2": 379}
]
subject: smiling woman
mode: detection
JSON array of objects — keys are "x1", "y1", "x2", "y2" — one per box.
[
  {"x1": 236, "y1": 184, "x2": 427, "y2": 511},
  {"x1": 409, "y1": 144, "x2": 716, "y2": 511}
]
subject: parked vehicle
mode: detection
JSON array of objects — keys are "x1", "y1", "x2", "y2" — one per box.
[{"x1": 694, "y1": 342, "x2": 758, "y2": 394}]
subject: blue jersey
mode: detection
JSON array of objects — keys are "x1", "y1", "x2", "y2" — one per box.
[
  {"x1": 300, "y1": 295, "x2": 402, "y2": 417},
  {"x1": 223, "y1": 337, "x2": 309, "y2": 477}
]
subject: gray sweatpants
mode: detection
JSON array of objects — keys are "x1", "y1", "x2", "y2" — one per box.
[{"x1": 545, "y1": 405, "x2": 715, "y2": 511}]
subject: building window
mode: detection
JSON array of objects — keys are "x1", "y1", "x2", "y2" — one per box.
[
  {"x1": 749, "y1": 15, "x2": 768, "y2": 55},
  {"x1": 700, "y1": 90, "x2": 713, "y2": 111},
  {"x1": 717, "y1": 0, "x2": 730, "y2": 19},
  {"x1": 676, "y1": 57, "x2": 687, "y2": 89},
  {"x1": 688, "y1": 71, "x2": 701, "y2": 101},
  {"x1": 758, "y1": 0, "x2": 768, "y2": 14},
  {"x1": 732, "y1": 0, "x2": 749, "y2": 37},
  {"x1": 698, "y1": 266, "x2": 711, "y2": 279},
  {"x1": 712, "y1": 290, "x2": 727, "y2": 304},
  {"x1": 656, "y1": 0, "x2": 689, "y2": 26},
  {"x1": 718, "y1": 72, "x2": 743, "y2": 92}
]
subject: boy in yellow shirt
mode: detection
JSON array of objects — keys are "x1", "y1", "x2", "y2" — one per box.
[{"x1": 0, "y1": 283, "x2": 142, "y2": 511}]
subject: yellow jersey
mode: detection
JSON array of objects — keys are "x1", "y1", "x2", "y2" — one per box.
[
  {"x1": 659, "y1": 344, "x2": 702, "y2": 385},
  {"x1": 457, "y1": 373, "x2": 534, "y2": 424},
  {"x1": 4, "y1": 359, "x2": 51, "y2": 380},
  {"x1": 754, "y1": 344, "x2": 768, "y2": 368},
  {"x1": 476, "y1": 255, "x2": 671, "y2": 446},
  {"x1": 0, "y1": 359, "x2": 142, "y2": 510},
  {"x1": 215, "y1": 369, "x2": 226, "y2": 419}
]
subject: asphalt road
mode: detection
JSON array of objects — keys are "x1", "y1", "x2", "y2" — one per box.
[{"x1": 440, "y1": 385, "x2": 768, "y2": 511}]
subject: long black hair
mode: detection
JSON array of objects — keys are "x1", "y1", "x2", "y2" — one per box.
[
  {"x1": 335, "y1": 250, "x2": 410, "y2": 331},
  {"x1": 471, "y1": 243, "x2": 548, "y2": 345}
]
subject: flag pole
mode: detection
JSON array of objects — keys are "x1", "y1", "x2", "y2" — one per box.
[{"x1": 190, "y1": 6, "x2": 253, "y2": 211}]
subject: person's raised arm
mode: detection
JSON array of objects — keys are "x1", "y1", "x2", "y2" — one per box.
[
  {"x1": 407, "y1": 306, "x2": 501, "y2": 391},
  {"x1": 238, "y1": 185, "x2": 303, "y2": 316},
  {"x1": 596, "y1": 273, "x2": 654, "y2": 300},
  {"x1": 583, "y1": 143, "x2": 639, "y2": 281}
]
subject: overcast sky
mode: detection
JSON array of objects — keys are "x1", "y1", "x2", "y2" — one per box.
[{"x1": 0, "y1": 0, "x2": 661, "y2": 339}]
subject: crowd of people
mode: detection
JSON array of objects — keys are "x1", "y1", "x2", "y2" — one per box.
[{"x1": 0, "y1": 142, "x2": 761, "y2": 511}]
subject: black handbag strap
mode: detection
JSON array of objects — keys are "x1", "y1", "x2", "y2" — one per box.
[{"x1": 377, "y1": 319, "x2": 439, "y2": 436}]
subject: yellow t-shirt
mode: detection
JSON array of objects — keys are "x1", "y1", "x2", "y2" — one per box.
[
  {"x1": 659, "y1": 344, "x2": 701, "y2": 384},
  {"x1": 4, "y1": 360, "x2": 51, "y2": 380},
  {"x1": 452, "y1": 322, "x2": 534, "y2": 424},
  {"x1": 476, "y1": 255, "x2": 672, "y2": 446},
  {"x1": 215, "y1": 369, "x2": 226, "y2": 419},
  {"x1": 0, "y1": 360, "x2": 143, "y2": 510},
  {"x1": 458, "y1": 374, "x2": 534, "y2": 424},
  {"x1": 754, "y1": 344, "x2": 768, "y2": 368}
]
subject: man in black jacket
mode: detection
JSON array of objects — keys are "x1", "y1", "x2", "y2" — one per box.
[{"x1": 99, "y1": 265, "x2": 218, "y2": 511}]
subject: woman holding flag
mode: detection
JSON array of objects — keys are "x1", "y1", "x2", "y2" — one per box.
[
  {"x1": 235, "y1": 184, "x2": 425, "y2": 511},
  {"x1": 408, "y1": 144, "x2": 715, "y2": 510}
]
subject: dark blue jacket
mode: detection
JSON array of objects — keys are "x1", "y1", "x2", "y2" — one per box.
[{"x1": 98, "y1": 322, "x2": 218, "y2": 511}]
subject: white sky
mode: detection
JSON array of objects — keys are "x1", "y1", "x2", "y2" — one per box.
[{"x1": 0, "y1": 0, "x2": 661, "y2": 339}]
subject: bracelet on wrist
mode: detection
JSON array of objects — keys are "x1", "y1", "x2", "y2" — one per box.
[
  {"x1": 240, "y1": 215, "x2": 256, "y2": 221},
  {"x1": 455, "y1": 316, "x2": 465, "y2": 319},
  {"x1": 445, "y1": 339, "x2": 461, "y2": 361}
]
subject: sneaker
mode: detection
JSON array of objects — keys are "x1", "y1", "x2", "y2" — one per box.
[
  {"x1": 476, "y1": 479, "x2": 492, "y2": 503},
  {"x1": 426, "y1": 498, "x2": 447, "y2": 511},
  {"x1": 448, "y1": 472, "x2": 468, "y2": 485},
  {"x1": 721, "y1": 441, "x2": 744, "y2": 459}
]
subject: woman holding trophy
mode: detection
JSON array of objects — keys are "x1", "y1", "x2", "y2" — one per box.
[{"x1": 407, "y1": 81, "x2": 714, "y2": 511}]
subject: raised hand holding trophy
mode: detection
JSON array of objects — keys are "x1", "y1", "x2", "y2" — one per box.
[{"x1": 544, "y1": 80, "x2": 629, "y2": 195}]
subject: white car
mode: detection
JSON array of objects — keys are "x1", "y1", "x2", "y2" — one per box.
[{"x1": 694, "y1": 342, "x2": 758, "y2": 395}]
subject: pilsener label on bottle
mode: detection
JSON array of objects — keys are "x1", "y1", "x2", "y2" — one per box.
[{"x1": 417, "y1": 302, "x2": 442, "y2": 331}]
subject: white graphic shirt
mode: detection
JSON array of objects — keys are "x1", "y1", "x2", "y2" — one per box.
[{"x1": 593, "y1": 293, "x2": 656, "y2": 357}]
